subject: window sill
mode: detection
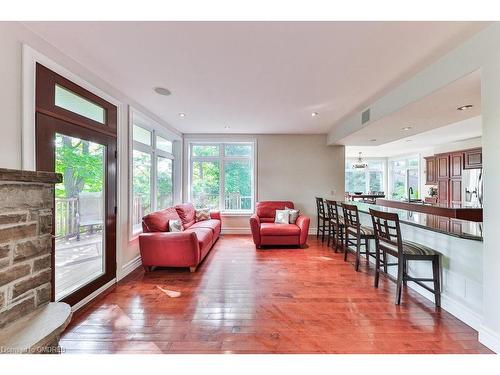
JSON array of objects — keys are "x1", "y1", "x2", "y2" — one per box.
[{"x1": 220, "y1": 211, "x2": 253, "y2": 216}]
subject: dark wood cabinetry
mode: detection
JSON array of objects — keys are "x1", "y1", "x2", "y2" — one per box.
[
  {"x1": 424, "y1": 148, "x2": 482, "y2": 206},
  {"x1": 425, "y1": 157, "x2": 437, "y2": 184},
  {"x1": 450, "y1": 153, "x2": 463, "y2": 179},
  {"x1": 450, "y1": 179, "x2": 462, "y2": 204},
  {"x1": 437, "y1": 179, "x2": 449, "y2": 204},
  {"x1": 464, "y1": 148, "x2": 482, "y2": 169},
  {"x1": 437, "y1": 154, "x2": 450, "y2": 179}
]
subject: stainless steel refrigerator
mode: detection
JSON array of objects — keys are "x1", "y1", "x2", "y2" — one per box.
[{"x1": 462, "y1": 168, "x2": 483, "y2": 207}]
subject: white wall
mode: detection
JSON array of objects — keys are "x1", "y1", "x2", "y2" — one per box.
[
  {"x1": 183, "y1": 134, "x2": 345, "y2": 232},
  {"x1": 327, "y1": 23, "x2": 500, "y2": 352},
  {"x1": 0, "y1": 22, "x2": 181, "y2": 279}
]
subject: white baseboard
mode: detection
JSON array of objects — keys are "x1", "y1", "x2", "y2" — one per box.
[
  {"x1": 221, "y1": 228, "x2": 251, "y2": 235},
  {"x1": 407, "y1": 281, "x2": 483, "y2": 331},
  {"x1": 221, "y1": 227, "x2": 319, "y2": 235},
  {"x1": 71, "y1": 278, "x2": 116, "y2": 312},
  {"x1": 479, "y1": 325, "x2": 500, "y2": 353},
  {"x1": 118, "y1": 255, "x2": 142, "y2": 281}
]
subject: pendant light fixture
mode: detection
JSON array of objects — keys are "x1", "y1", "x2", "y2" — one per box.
[{"x1": 352, "y1": 152, "x2": 368, "y2": 169}]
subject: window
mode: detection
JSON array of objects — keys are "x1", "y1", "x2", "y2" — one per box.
[
  {"x1": 189, "y1": 142, "x2": 255, "y2": 213},
  {"x1": 388, "y1": 155, "x2": 420, "y2": 200},
  {"x1": 131, "y1": 115, "x2": 175, "y2": 234},
  {"x1": 55, "y1": 84, "x2": 106, "y2": 124},
  {"x1": 345, "y1": 159, "x2": 384, "y2": 193}
]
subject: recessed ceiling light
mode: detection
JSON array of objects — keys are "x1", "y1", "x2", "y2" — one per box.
[
  {"x1": 401, "y1": 126, "x2": 412, "y2": 131},
  {"x1": 457, "y1": 104, "x2": 474, "y2": 111},
  {"x1": 311, "y1": 112, "x2": 319, "y2": 117},
  {"x1": 178, "y1": 113, "x2": 186, "y2": 118},
  {"x1": 154, "y1": 87, "x2": 171, "y2": 96}
]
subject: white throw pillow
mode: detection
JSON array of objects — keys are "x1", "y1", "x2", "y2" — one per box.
[
  {"x1": 274, "y1": 209, "x2": 290, "y2": 224},
  {"x1": 285, "y1": 206, "x2": 300, "y2": 224},
  {"x1": 169, "y1": 219, "x2": 183, "y2": 232}
]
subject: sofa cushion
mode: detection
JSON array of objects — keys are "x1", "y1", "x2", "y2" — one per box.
[
  {"x1": 184, "y1": 227, "x2": 213, "y2": 255},
  {"x1": 175, "y1": 203, "x2": 196, "y2": 229},
  {"x1": 142, "y1": 207, "x2": 181, "y2": 232},
  {"x1": 260, "y1": 223, "x2": 301, "y2": 236},
  {"x1": 190, "y1": 219, "x2": 221, "y2": 238},
  {"x1": 256, "y1": 201, "x2": 294, "y2": 220}
]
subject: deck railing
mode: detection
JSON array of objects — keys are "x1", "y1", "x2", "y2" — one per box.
[{"x1": 55, "y1": 198, "x2": 79, "y2": 239}]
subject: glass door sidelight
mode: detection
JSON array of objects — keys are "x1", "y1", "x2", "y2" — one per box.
[{"x1": 35, "y1": 64, "x2": 117, "y2": 306}]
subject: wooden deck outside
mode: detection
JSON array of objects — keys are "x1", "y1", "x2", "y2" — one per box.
[{"x1": 55, "y1": 232, "x2": 104, "y2": 301}]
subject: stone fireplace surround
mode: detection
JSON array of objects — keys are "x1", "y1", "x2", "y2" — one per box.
[{"x1": 0, "y1": 168, "x2": 71, "y2": 353}]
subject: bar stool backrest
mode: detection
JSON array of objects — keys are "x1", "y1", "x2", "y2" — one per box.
[
  {"x1": 341, "y1": 203, "x2": 360, "y2": 229},
  {"x1": 369, "y1": 208, "x2": 403, "y2": 259},
  {"x1": 325, "y1": 200, "x2": 341, "y2": 225},
  {"x1": 315, "y1": 197, "x2": 326, "y2": 218}
]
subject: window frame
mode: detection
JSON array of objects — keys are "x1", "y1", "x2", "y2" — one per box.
[
  {"x1": 345, "y1": 158, "x2": 386, "y2": 193},
  {"x1": 388, "y1": 154, "x2": 421, "y2": 200},
  {"x1": 129, "y1": 109, "x2": 178, "y2": 238},
  {"x1": 187, "y1": 140, "x2": 257, "y2": 215}
]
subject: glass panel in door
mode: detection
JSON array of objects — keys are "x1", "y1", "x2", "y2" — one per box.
[{"x1": 54, "y1": 133, "x2": 106, "y2": 301}]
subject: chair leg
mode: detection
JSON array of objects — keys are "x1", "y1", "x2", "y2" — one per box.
[
  {"x1": 403, "y1": 260, "x2": 408, "y2": 286},
  {"x1": 365, "y1": 238, "x2": 370, "y2": 265},
  {"x1": 374, "y1": 248, "x2": 380, "y2": 288},
  {"x1": 343, "y1": 231, "x2": 349, "y2": 262},
  {"x1": 327, "y1": 222, "x2": 331, "y2": 247},
  {"x1": 354, "y1": 235, "x2": 361, "y2": 272},
  {"x1": 395, "y1": 259, "x2": 404, "y2": 305},
  {"x1": 321, "y1": 220, "x2": 326, "y2": 243},
  {"x1": 432, "y1": 256, "x2": 441, "y2": 308},
  {"x1": 383, "y1": 252, "x2": 388, "y2": 273},
  {"x1": 316, "y1": 216, "x2": 320, "y2": 238}
]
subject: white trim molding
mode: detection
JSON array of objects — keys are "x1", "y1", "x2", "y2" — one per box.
[
  {"x1": 118, "y1": 255, "x2": 143, "y2": 281},
  {"x1": 71, "y1": 279, "x2": 116, "y2": 312},
  {"x1": 479, "y1": 325, "x2": 500, "y2": 353}
]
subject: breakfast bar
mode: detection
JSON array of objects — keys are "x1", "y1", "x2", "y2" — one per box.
[{"x1": 348, "y1": 201, "x2": 483, "y2": 330}]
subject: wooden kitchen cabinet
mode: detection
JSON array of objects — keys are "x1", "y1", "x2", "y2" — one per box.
[
  {"x1": 450, "y1": 179, "x2": 462, "y2": 204},
  {"x1": 450, "y1": 152, "x2": 464, "y2": 179},
  {"x1": 425, "y1": 156, "x2": 437, "y2": 184},
  {"x1": 437, "y1": 154, "x2": 450, "y2": 179},
  {"x1": 464, "y1": 148, "x2": 482, "y2": 169},
  {"x1": 437, "y1": 179, "x2": 449, "y2": 204}
]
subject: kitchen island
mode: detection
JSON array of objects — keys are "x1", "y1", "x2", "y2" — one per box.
[
  {"x1": 375, "y1": 198, "x2": 483, "y2": 222},
  {"x1": 347, "y1": 201, "x2": 483, "y2": 331}
]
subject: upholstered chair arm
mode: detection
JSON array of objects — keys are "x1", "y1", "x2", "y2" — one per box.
[
  {"x1": 210, "y1": 210, "x2": 221, "y2": 221},
  {"x1": 295, "y1": 215, "x2": 311, "y2": 246},
  {"x1": 249, "y1": 214, "x2": 262, "y2": 247}
]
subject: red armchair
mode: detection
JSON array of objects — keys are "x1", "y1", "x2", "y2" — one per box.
[
  {"x1": 139, "y1": 203, "x2": 221, "y2": 272},
  {"x1": 250, "y1": 201, "x2": 310, "y2": 248}
]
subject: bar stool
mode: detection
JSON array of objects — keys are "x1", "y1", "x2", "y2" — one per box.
[
  {"x1": 341, "y1": 203, "x2": 376, "y2": 271},
  {"x1": 315, "y1": 197, "x2": 330, "y2": 243},
  {"x1": 325, "y1": 200, "x2": 344, "y2": 252},
  {"x1": 369, "y1": 208, "x2": 441, "y2": 307}
]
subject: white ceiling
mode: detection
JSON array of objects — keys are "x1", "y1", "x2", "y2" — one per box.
[
  {"x1": 23, "y1": 21, "x2": 488, "y2": 134},
  {"x1": 346, "y1": 115, "x2": 482, "y2": 158}
]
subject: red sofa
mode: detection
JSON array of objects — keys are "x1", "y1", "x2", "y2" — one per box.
[
  {"x1": 139, "y1": 203, "x2": 221, "y2": 272},
  {"x1": 250, "y1": 201, "x2": 310, "y2": 248}
]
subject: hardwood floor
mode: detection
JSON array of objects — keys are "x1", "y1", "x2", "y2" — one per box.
[{"x1": 60, "y1": 235, "x2": 493, "y2": 354}]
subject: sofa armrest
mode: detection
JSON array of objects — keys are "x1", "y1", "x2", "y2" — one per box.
[
  {"x1": 249, "y1": 214, "x2": 261, "y2": 247},
  {"x1": 210, "y1": 210, "x2": 221, "y2": 221},
  {"x1": 139, "y1": 231, "x2": 200, "y2": 267},
  {"x1": 296, "y1": 215, "x2": 311, "y2": 246}
]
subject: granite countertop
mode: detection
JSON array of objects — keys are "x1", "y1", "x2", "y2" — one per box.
[{"x1": 347, "y1": 201, "x2": 483, "y2": 241}]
